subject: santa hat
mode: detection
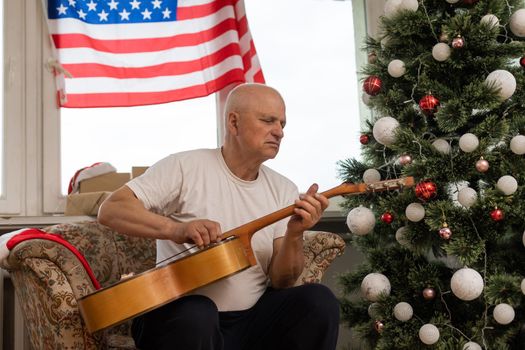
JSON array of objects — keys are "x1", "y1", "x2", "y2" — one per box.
[{"x1": 68, "y1": 162, "x2": 117, "y2": 194}]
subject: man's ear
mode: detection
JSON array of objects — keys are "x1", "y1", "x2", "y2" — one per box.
[{"x1": 227, "y1": 111, "x2": 240, "y2": 135}]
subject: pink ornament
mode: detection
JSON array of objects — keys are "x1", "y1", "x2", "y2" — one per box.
[
  {"x1": 399, "y1": 154, "x2": 413, "y2": 166},
  {"x1": 452, "y1": 35, "x2": 465, "y2": 49},
  {"x1": 423, "y1": 287, "x2": 436, "y2": 300},
  {"x1": 439, "y1": 224, "x2": 452, "y2": 240},
  {"x1": 475, "y1": 158, "x2": 489, "y2": 173}
]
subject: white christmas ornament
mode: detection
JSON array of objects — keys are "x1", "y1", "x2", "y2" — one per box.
[
  {"x1": 373, "y1": 117, "x2": 400, "y2": 146},
  {"x1": 362, "y1": 92, "x2": 371, "y2": 106},
  {"x1": 432, "y1": 138, "x2": 451, "y2": 154},
  {"x1": 481, "y1": 14, "x2": 500, "y2": 28},
  {"x1": 521, "y1": 278, "x2": 525, "y2": 295},
  {"x1": 509, "y1": 9, "x2": 525, "y2": 37},
  {"x1": 368, "y1": 302, "x2": 381, "y2": 318},
  {"x1": 405, "y1": 203, "x2": 425, "y2": 222},
  {"x1": 400, "y1": 0, "x2": 419, "y2": 12},
  {"x1": 510, "y1": 135, "x2": 525, "y2": 155},
  {"x1": 457, "y1": 187, "x2": 478, "y2": 208},
  {"x1": 388, "y1": 59, "x2": 406, "y2": 78},
  {"x1": 395, "y1": 226, "x2": 411, "y2": 246},
  {"x1": 451, "y1": 268, "x2": 484, "y2": 301},
  {"x1": 346, "y1": 206, "x2": 376, "y2": 236},
  {"x1": 419, "y1": 324, "x2": 440, "y2": 345},
  {"x1": 493, "y1": 303, "x2": 515, "y2": 325},
  {"x1": 432, "y1": 43, "x2": 451, "y2": 61},
  {"x1": 384, "y1": 0, "x2": 403, "y2": 17},
  {"x1": 363, "y1": 169, "x2": 381, "y2": 184},
  {"x1": 361, "y1": 273, "x2": 391, "y2": 302},
  {"x1": 459, "y1": 133, "x2": 479, "y2": 153},
  {"x1": 393, "y1": 302, "x2": 413, "y2": 321},
  {"x1": 463, "y1": 342, "x2": 482, "y2": 350},
  {"x1": 497, "y1": 175, "x2": 518, "y2": 195},
  {"x1": 446, "y1": 0, "x2": 460, "y2": 3},
  {"x1": 485, "y1": 70, "x2": 517, "y2": 100}
]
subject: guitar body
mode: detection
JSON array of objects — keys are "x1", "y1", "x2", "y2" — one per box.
[
  {"x1": 78, "y1": 177, "x2": 414, "y2": 334},
  {"x1": 78, "y1": 237, "x2": 250, "y2": 333}
]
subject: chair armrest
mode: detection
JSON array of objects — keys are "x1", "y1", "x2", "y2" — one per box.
[
  {"x1": 1, "y1": 239, "x2": 103, "y2": 349},
  {"x1": 295, "y1": 231, "x2": 346, "y2": 286}
]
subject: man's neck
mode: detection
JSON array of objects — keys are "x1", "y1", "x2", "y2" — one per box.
[{"x1": 221, "y1": 146, "x2": 261, "y2": 181}]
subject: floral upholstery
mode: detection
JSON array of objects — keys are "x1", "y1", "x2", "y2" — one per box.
[{"x1": 0, "y1": 221, "x2": 345, "y2": 350}]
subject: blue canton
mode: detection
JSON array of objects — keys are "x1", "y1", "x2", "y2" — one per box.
[{"x1": 48, "y1": 0, "x2": 178, "y2": 24}]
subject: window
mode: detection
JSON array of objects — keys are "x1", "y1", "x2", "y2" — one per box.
[
  {"x1": 244, "y1": 0, "x2": 361, "y2": 196},
  {"x1": 42, "y1": 0, "x2": 365, "y2": 214},
  {"x1": 0, "y1": 0, "x2": 24, "y2": 214}
]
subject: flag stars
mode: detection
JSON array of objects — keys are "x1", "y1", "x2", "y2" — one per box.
[
  {"x1": 86, "y1": 0, "x2": 97, "y2": 11},
  {"x1": 130, "y1": 0, "x2": 141, "y2": 10},
  {"x1": 68, "y1": 0, "x2": 76, "y2": 7},
  {"x1": 141, "y1": 8, "x2": 152, "y2": 20},
  {"x1": 119, "y1": 8, "x2": 131, "y2": 20},
  {"x1": 98, "y1": 9, "x2": 109, "y2": 21},
  {"x1": 162, "y1": 7, "x2": 172, "y2": 19},
  {"x1": 56, "y1": 4, "x2": 68, "y2": 15},
  {"x1": 77, "y1": 9, "x2": 87, "y2": 19},
  {"x1": 152, "y1": 0, "x2": 162, "y2": 9},
  {"x1": 108, "y1": 0, "x2": 119, "y2": 10}
]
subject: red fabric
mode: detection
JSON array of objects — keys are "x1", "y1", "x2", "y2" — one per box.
[{"x1": 6, "y1": 228, "x2": 101, "y2": 290}]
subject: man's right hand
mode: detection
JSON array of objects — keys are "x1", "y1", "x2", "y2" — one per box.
[{"x1": 171, "y1": 220, "x2": 222, "y2": 248}]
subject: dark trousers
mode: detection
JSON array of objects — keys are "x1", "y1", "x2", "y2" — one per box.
[{"x1": 131, "y1": 283, "x2": 340, "y2": 350}]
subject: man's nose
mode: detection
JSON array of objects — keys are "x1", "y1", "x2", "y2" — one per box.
[{"x1": 272, "y1": 124, "x2": 284, "y2": 138}]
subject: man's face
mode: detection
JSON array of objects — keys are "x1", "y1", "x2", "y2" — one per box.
[{"x1": 236, "y1": 91, "x2": 286, "y2": 162}]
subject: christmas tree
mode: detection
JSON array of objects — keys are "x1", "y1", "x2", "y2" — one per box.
[{"x1": 337, "y1": 0, "x2": 525, "y2": 348}]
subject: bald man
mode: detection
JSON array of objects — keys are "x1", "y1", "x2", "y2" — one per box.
[{"x1": 98, "y1": 83, "x2": 340, "y2": 350}]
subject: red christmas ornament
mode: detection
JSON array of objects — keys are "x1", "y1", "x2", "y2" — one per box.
[
  {"x1": 415, "y1": 180, "x2": 437, "y2": 201},
  {"x1": 490, "y1": 208, "x2": 504, "y2": 222},
  {"x1": 363, "y1": 75, "x2": 382, "y2": 96},
  {"x1": 423, "y1": 287, "x2": 436, "y2": 300},
  {"x1": 439, "y1": 223, "x2": 452, "y2": 240},
  {"x1": 380, "y1": 212, "x2": 394, "y2": 224},
  {"x1": 360, "y1": 134, "x2": 370, "y2": 145},
  {"x1": 520, "y1": 56, "x2": 525, "y2": 68},
  {"x1": 451, "y1": 35, "x2": 465, "y2": 49},
  {"x1": 419, "y1": 94, "x2": 440, "y2": 116}
]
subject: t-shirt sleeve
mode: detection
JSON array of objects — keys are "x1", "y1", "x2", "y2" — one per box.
[{"x1": 126, "y1": 154, "x2": 182, "y2": 216}]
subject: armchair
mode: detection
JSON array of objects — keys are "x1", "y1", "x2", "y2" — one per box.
[{"x1": 0, "y1": 221, "x2": 345, "y2": 349}]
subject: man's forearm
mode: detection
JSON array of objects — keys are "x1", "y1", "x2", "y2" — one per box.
[{"x1": 269, "y1": 234, "x2": 305, "y2": 288}]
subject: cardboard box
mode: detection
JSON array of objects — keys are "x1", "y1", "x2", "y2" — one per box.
[
  {"x1": 132, "y1": 166, "x2": 149, "y2": 179},
  {"x1": 79, "y1": 172, "x2": 130, "y2": 193},
  {"x1": 65, "y1": 191, "x2": 111, "y2": 216}
]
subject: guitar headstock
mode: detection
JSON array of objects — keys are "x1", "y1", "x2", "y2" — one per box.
[
  {"x1": 364, "y1": 176, "x2": 415, "y2": 193},
  {"x1": 321, "y1": 176, "x2": 415, "y2": 198}
]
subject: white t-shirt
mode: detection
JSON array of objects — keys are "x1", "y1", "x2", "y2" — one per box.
[{"x1": 127, "y1": 148, "x2": 299, "y2": 311}]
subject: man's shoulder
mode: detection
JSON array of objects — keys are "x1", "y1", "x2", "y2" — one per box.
[{"x1": 169, "y1": 148, "x2": 219, "y2": 162}]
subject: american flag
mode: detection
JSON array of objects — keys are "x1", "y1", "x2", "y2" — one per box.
[{"x1": 45, "y1": 0, "x2": 264, "y2": 108}]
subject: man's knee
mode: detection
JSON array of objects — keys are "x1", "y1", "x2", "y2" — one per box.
[{"x1": 296, "y1": 284, "x2": 340, "y2": 322}]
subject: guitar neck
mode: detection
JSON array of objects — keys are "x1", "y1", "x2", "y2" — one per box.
[{"x1": 221, "y1": 177, "x2": 414, "y2": 240}]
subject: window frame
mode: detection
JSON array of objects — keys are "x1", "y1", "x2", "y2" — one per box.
[{"x1": 4, "y1": 0, "x2": 369, "y2": 216}]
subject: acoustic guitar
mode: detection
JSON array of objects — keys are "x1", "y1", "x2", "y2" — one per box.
[{"x1": 78, "y1": 177, "x2": 414, "y2": 333}]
